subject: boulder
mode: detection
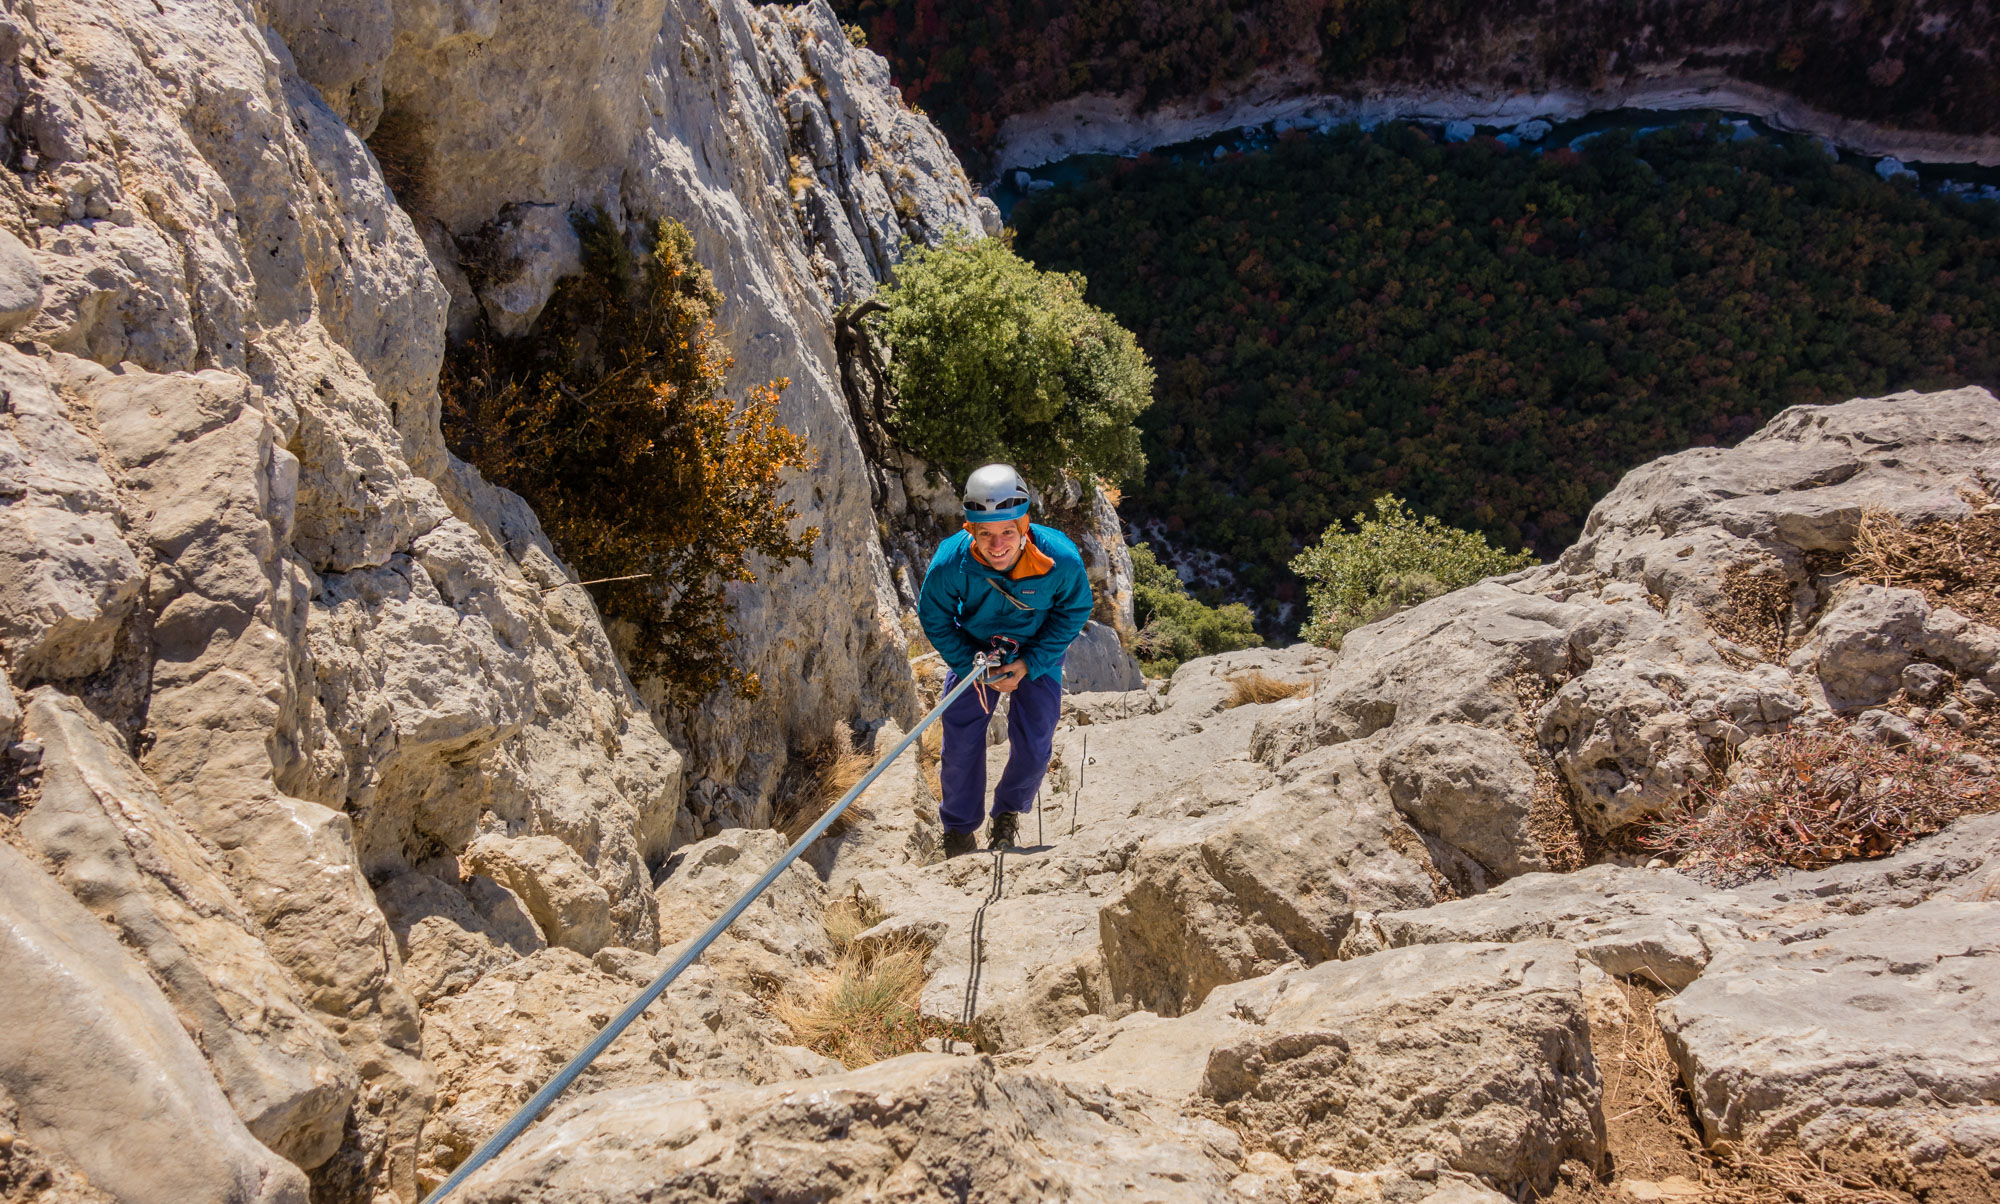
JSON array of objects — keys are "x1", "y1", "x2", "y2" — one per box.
[
  {"x1": 1039, "y1": 941, "x2": 1604, "y2": 1196},
  {"x1": 1064, "y1": 620, "x2": 1143, "y2": 693},
  {"x1": 1099, "y1": 742, "x2": 1438, "y2": 1017},
  {"x1": 653, "y1": 827, "x2": 834, "y2": 986},
  {"x1": 469, "y1": 203, "x2": 584, "y2": 337},
  {"x1": 1790, "y1": 584, "x2": 2000, "y2": 709},
  {"x1": 1657, "y1": 896, "x2": 2000, "y2": 1166},
  {"x1": 0, "y1": 841, "x2": 309, "y2": 1204},
  {"x1": 0, "y1": 348, "x2": 143, "y2": 681},
  {"x1": 375, "y1": 869, "x2": 544, "y2": 1006},
  {"x1": 1344, "y1": 863, "x2": 1755, "y2": 989},
  {"x1": 419, "y1": 947, "x2": 840, "y2": 1187},
  {"x1": 465, "y1": 834, "x2": 615, "y2": 956},
  {"x1": 455, "y1": 1054, "x2": 1245, "y2": 1203},
  {"x1": 1379, "y1": 723, "x2": 1543, "y2": 879},
  {"x1": 0, "y1": 228, "x2": 43, "y2": 336},
  {"x1": 20, "y1": 689, "x2": 358, "y2": 1170},
  {"x1": 0, "y1": 662, "x2": 18, "y2": 746}
]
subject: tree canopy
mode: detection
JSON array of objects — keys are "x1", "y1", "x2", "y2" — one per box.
[
  {"x1": 1011, "y1": 121, "x2": 2000, "y2": 622},
  {"x1": 872, "y1": 235, "x2": 1154, "y2": 489}
]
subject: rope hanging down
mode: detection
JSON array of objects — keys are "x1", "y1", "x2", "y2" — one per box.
[{"x1": 422, "y1": 653, "x2": 995, "y2": 1203}]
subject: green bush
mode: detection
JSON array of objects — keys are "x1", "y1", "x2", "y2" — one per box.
[
  {"x1": 872, "y1": 235, "x2": 1154, "y2": 489},
  {"x1": 1130, "y1": 543, "x2": 1261, "y2": 676},
  {"x1": 1293, "y1": 496, "x2": 1535, "y2": 647}
]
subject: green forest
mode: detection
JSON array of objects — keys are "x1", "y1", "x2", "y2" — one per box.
[
  {"x1": 829, "y1": 0, "x2": 2000, "y2": 166},
  {"x1": 1008, "y1": 122, "x2": 2000, "y2": 616}
]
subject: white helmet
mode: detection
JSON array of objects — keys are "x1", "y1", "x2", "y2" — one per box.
[{"x1": 961, "y1": 463, "x2": 1030, "y2": 522}]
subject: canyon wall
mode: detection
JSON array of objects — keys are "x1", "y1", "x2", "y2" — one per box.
[{"x1": 0, "y1": 0, "x2": 994, "y2": 1195}]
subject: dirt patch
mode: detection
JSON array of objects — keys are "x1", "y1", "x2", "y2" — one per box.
[
  {"x1": 1512, "y1": 672, "x2": 1590, "y2": 872},
  {"x1": 1711, "y1": 561, "x2": 1798, "y2": 662}
]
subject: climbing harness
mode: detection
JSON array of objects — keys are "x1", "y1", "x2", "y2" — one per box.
[
  {"x1": 971, "y1": 633, "x2": 1022, "y2": 716},
  {"x1": 421, "y1": 654, "x2": 994, "y2": 1204}
]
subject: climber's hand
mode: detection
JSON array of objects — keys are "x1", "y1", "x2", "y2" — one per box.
[{"x1": 986, "y1": 660, "x2": 1029, "y2": 693}]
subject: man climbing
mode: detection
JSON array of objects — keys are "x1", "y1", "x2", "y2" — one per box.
[{"x1": 918, "y1": 464, "x2": 1094, "y2": 856}]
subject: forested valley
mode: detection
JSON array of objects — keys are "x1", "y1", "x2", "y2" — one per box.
[
  {"x1": 832, "y1": 0, "x2": 2000, "y2": 168},
  {"x1": 1009, "y1": 122, "x2": 2000, "y2": 621}
]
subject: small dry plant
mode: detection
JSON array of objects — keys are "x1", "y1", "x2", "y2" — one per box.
[
  {"x1": 773, "y1": 728, "x2": 876, "y2": 843},
  {"x1": 1224, "y1": 669, "x2": 1311, "y2": 708},
  {"x1": 1642, "y1": 720, "x2": 1997, "y2": 884},
  {"x1": 1849, "y1": 499, "x2": 2000, "y2": 628},
  {"x1": 775, "y1": 889, "x2": 967, "y2": 1068}
]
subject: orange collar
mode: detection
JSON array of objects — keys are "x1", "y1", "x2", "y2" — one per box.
[{"x1": 965, "y1": 519, "x2": 1055, "y2": 580}]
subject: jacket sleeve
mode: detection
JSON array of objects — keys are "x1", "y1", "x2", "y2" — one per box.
[
  {"x1": 1021, "y1": 558, "x2": 1094, "y2": 680},
  {"x1": 917, "y1": 548, "x2": 985, "y2": 680}
]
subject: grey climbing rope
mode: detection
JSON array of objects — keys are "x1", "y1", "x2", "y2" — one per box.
[
  {"x1": 1070, "y1": 732, "x2": 1087, "y2": 837},
  {"x1": 961, "y1": 846, "x2": 1005, "y2": 1027},
  {"x1": 422, "y1": 653, "x2": 993, "y2": 1203}
]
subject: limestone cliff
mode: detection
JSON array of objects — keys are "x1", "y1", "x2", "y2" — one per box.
[
  {"x1": 0, "y1": 0, "x2": 997, "y2": 1196},
  {"x1": 2, "y1": 1, "x2": 1995, "y2": 1203}
]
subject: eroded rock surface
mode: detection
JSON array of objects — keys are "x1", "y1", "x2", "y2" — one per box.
[
  {"x1": 0, "y1": 841, "x2": 310, "y2": 1204},
  {"x1": 458, "y1": 1054, "x2": 1248, "y2": 1204},
  {"x1": 1659, "y1": 897, "x2": 2000, "y2": 1168}
]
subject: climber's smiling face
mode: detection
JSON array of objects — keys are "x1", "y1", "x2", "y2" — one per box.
[{"x1": 970, "y1": 520, "x2": 1025, "y2": 571}]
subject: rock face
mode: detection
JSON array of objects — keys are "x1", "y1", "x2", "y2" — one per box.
[
  {"x1": 20, "y1": 689, "x2": 358, "y2": 1170},
  {"x1": 3, "y1": 0, "x2": 1999, "y2": 1195},
  {"x1": 0, "y1": 841, "x2": 310, "y2": 1204},
  {"x1": 1253, "y1": 388, "x2": 2000, "y2": 847},
  {"x1": 456, "y1": 1054, "x2": 1249, "y2": 1203},
  {"x1": 1659, "y1": 897, "x2": 2000, "y2": 1167},
  {"x1": 0, "y1": 0, "x2": 981, "y2": 1195},
  {"x1": 379, "y1": 0, "x2": 989, "y2": 827},
  {"x1": 1036, "y1": 942, "x2": 1604, "y2": 1196}
]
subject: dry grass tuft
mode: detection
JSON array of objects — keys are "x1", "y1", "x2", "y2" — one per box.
[
  {"x1": 773, "y1": 728, "x2": 876, "y2": 844},
  {"x1": 1642, "y1": 718, "x2": 1997, "y2": 884},
  {"x1": 365, "y1": 107, "x2": 431, "y2": 207},
  {"x1": 1223, "y1": 669, "x2": 1311, "y2": 708},
  {"x1": 1849, "y1": 498, "x2": 2000, "y2": 628},
  {"x1": 775, "y1": 892, "x2": 967, "y2": 1068},
  {"x1": 916, "y1": 721, "x2": 944, "y2": 805},
  {"x1": 822, "y1": 887, "x2": 887, "y2": 949},
  {"x1": 1574, "y1": 979, "x2": 1909, "y2": 1204}
]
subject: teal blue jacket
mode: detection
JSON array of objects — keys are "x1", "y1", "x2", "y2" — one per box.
[{"x1": 918, "y1": 524, "x2": 1094, "y2": 682}]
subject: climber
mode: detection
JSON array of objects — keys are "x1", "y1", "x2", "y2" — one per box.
[{"x1": 918, "y1": 464, "x2": 1094, "y2": 856}]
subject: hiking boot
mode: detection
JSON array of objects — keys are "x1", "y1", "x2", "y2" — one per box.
[
  {"x1": 987, "y1": 810, "x2": 1020, "y2": 850},
  {"x1": 942, "y1": 830, "x2": 978, "y2": 859}
]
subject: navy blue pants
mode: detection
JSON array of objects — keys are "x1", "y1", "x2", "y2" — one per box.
[{"x1": 938, "y1": 665, "x2": 1062, "y2": 834}]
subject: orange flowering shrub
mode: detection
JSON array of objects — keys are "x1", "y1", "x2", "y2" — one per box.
[{"x1": 443, "y1": 215, "x2": 818, "y2": 700}]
